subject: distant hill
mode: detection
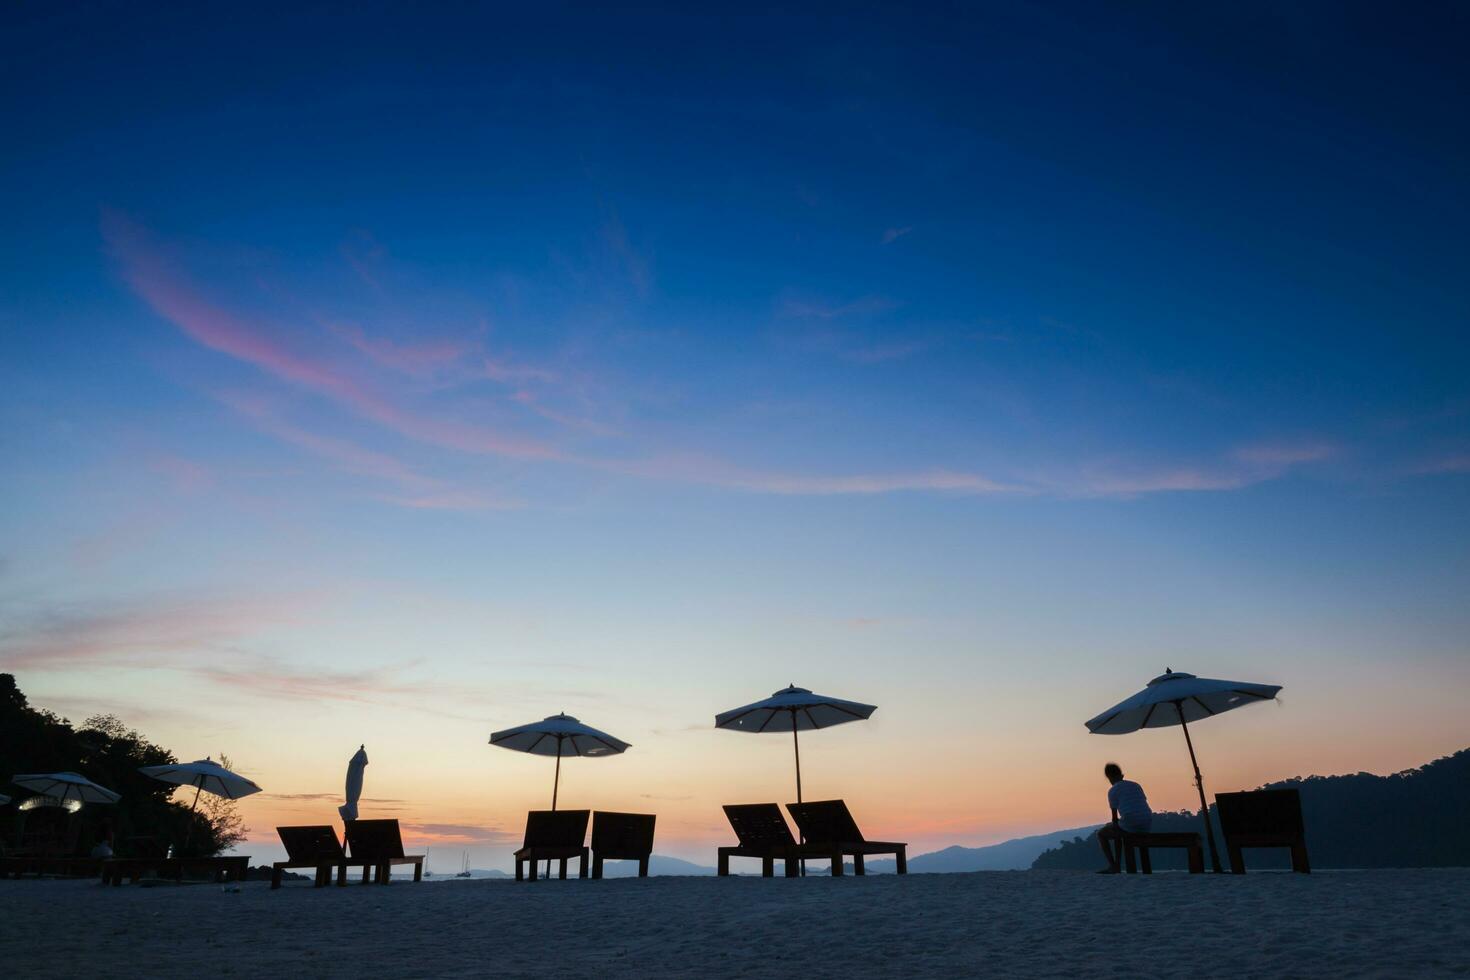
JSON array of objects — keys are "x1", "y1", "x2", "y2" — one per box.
[
  {"x1": 863, "y1": 825, "x2": 1103, "y2": 874},
  {"x1": 598, "y1": 855, "x2": 717, "y2": 877},
  {"x1": 1032, "y1": 747, "x2": 1470, "y2": 871}
]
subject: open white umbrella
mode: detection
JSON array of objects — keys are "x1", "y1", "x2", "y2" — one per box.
[
  {"x1": 339, "y1": 744, "x2": 368, "y2": 823},
  {"x1": 140, "y1": 757, "x2": 262, "y2": 848},
  {"x1": 11, "y1": 772, "x2": 120, "y2": 804},
  {"x1": 490, "y1": 713, "x2": 630, "y2": 810},
  {"x1": 1084, "y1": 667, "x2": 1282, "y2": 873},
  {"x1": 715, "y1": 684, "x2": 877, "y2": 803}
]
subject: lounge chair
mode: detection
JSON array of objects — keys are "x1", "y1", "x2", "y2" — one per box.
[
  {"x1": 272, "y1": 825, "x2": 351, "y2": 889},
  {"x1": 344, "y1": 819, "x2": 424, "y2": 884},
  {"x1": 1118, "y1": 830, "x2": 1204, "y2": 873},
  {"x1": 514, "y1": 809, "x2": 590, "y2": 880},
  {"x1": 717, "y1": 803, "x2": 798, "y2": 877},
  {"x1": 1217, "y1": 788, "x2": 1310, "y2": 873},
  {"x1": 101, "y1": 854, "x2": 250, "y2": 885},
  {"x1": 590, "y1": 811, "x2": 656, "y2": 878},
  {"x1": 786, "y1": 800, "x2": 907, "y2": 875}
]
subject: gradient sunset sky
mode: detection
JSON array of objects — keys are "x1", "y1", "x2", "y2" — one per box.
[{"x1": 3, "y1": 4, "x2": 1468, "y2": 867}]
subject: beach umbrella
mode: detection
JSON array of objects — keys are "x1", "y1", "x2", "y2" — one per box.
[
  {"x1": 11, "y1": 772, "x2": 120, "y2": 804},
  {"x1": 489, "y1": 714, "x2": 630, "y2": 810},
  {"x1": 715, "y1": 684, "x2": 877, "y2": 803},
  {"x1": 139, "y1": 757, "x2": 262, "y2": 848},
  {"x1": 1084, "y1": 667, "x2": 1282, "y2": 873},
  {"x1": 339, "y1": 744, "x2": 368, "y2": 823}
]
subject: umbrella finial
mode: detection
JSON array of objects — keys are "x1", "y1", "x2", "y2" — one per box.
[{"x1": 1165, "y1": 667, "x2": 1172, "y2": 674}]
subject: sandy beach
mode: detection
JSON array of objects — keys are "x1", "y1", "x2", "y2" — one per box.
[{"x1": 3, "y1": 870, "x2": 1466, "y2": 978}]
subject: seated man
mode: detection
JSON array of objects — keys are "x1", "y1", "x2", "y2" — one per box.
[{"x1": 1097, "y1": 762, "x2": 1152, "y2": 873}]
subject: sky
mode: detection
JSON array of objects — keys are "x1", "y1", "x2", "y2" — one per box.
[{"x1": 2, "y1": 3, "x2": 1468, "y2": 868}]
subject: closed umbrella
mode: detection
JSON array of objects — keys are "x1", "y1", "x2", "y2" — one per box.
[
  {"x1": 139, "y1": 757, "x2": 262, "y2": 849},
  {"x1": 489, "y1": 714, "x2": 630, "y2": 810},
  {"x1": 1084, "y1": 667, "x2": 1282, "y2": 873},
  {"x1": 715, "y1": 684, "x2": 876, "y2": 803},
  {"x1": 339, "y1": 745, "x2": 368, "y2": 823},
  {"x1": 11, "y1": 772, "x2": 120, "y2": 804}
]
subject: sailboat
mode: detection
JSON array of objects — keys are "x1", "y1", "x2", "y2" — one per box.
[
  {"x1": 424, "y1": 851, "x2": 433, "y2": 878},
  {"x1": 455, "y1": 850, "x2": 471, "y2": 878}
]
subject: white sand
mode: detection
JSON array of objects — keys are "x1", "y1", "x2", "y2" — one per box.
[{"x1": 2, "y1": 870, "x2": 1467, "y2": 977}]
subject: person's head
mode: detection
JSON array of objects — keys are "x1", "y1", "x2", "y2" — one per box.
[{"x1": 1103, "y1": 762, "x2": 1124, "y2": 784}]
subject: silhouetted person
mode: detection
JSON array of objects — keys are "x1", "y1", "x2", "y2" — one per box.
[
  {"x1": 1097, "y1": 762, "x2": 1152, "y2": 873},
  {"x1": 90, "y1": 818, "x2": 115, "y2": 859}
]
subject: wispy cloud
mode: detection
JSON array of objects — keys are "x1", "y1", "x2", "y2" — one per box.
[
  {"x1": 881, "y1": 226, "x2": 913, "y2": 245},
  {"x1": 779, "y1": 294, "x2": 900, "y2": 320},
  {"x1": 399, "y1": 822, "x2": 519, "y2": 845},
  {"x1": 105, "y1": 211, "x2": 556, "y2": 461},
  {"x1": 0, "y1": 592, "x2": 313, "y2": 672},
  {"x1": 1412, "y1": 452, "x2": 1470, "y2": 475},
  {"x1": 1069, "y1": 441, "x2": 1337, "y2": 497}
]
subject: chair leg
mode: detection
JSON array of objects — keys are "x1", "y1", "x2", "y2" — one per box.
[
  {"x1": 1188, "y1": 843, "x2": 1204, "y2": 874},
  {"x1": 1291, "y1": 841, "x2": 1311, "y2": 874},
  {"x1": 1228, "y1": 844, "x2": 1246, "y2": 875},
  {"x1": 639, "y1": 856, "x2": 648, "y2": 877},
  {"x1": 413, "y1": 861, "x2": 423, "y2": 882},
  {"x1": 1139, "y1": 848, "x2": 1153, "y2": 874},
  {"x1": 784, "y1": 856, "x2": 798, "y2": 877},
  {"x1": 558, "y1": 857, "x2": 567, "y2": 880},
  {"x1": 592, "y1": 854, "x2": 603, "y2": 879},
  {"x1": 579, "y1": 851, "x2": 588, "y2": 879},
  {"x1": 854, "y1": 854, "x2": 865, "y2": 876},
  {"x1": 1123, "y1": 842, "x2": 1138, "y2": 874},
  {"x1": 830, "y1": 854, "x2": 843, "y2": 876},
  {"x1": 896, "y1": 847, "x2": 907, "y2": 874},
  {"x1": 717, "y1": 852, "x2": 729, "y2": 876},
  {"x1": 515, "y1": 858, "x2": 524, "y2": 882},
  {"x1": 528, "y1": 858, "x2": 538, "y2": 882},
  {"x1": 761, "y1": 856, "x2": 773, "y2": 878}
]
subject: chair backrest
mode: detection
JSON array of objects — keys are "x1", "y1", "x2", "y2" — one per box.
[
  {"x1": 277, "y1": 825, "x2": 345, "y2": 863},
  {"x1": 786, "y1": 800, "x2": 864, "y2": 844},
  {"x1": 522, "y1": 810, "x2": 590, "y2": 849},
  {"x1": 345, "y1": 819, "x2": 406, "y2": 859},
  {"x1": 591, "y1": 811, "x2": 656, "y2": 857},
  {"x1": 723, "y1": 803, "x2": 796, "y2": 847},
  {"x1": 1216, "y1": 789, "x2": 1305, "y2": 839}
]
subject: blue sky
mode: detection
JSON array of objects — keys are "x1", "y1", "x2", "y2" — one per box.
[{"x1": 2, "y1": 4, "x2": 1468, "y2": 862}]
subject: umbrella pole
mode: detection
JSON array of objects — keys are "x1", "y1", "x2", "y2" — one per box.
[
  {"x1": 792, "y1": 711, "x2": 806, "y2": 876},
  {"x1": 1178, "y1": 707, "x2": 1223, "y2": 873},
  {"x1": 181, "y1": 782, "x2": 204, "y2": 853},
  {"x1": 548, "y1": 737, "x2": 563, "y2": 879}
]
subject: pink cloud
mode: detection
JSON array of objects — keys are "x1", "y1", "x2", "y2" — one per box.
[
  {"x1": 614, "y1": 455, "x2": 1013, "y2": 495},
  {"x1": 1413, "y1": 453, "x2": 1470, "y2": 475},
  {"x1": 330, "y1": 322, "x2": 477, "y2": 378},
  {"x1": 104, "y1": 212, "x2": 556, "y2": 461},
  {"x1": 0, "y1": 592, "x2": 314, "y2": 672}
]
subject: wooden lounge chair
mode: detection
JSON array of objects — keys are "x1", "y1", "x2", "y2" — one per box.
[
  {"x1": 272, "y1": 825, "x2": 352, "y2": 889},
  {"x1": 1217, "y1": 788, "x2": 1310, "y2": 873},
  {"x1": 717, "y1": 803, "x2": 798, "y2": 877},
  {"x1": 344, "y1": 819, "x2": 424, "y2": 885},
  {"x1": 1118, "y1": 831, "x2": 1204, "y2": 873},
  {"x1": 514, "y1": 810, "x2": 590, "y2": 881},
  {"x1": 590, "y1": 811, "x2": 656, "y2": 878},
  {"x1": 101, "y1": 854, "x2": 250, "y2": 885},
  {"x1": 786, "y1": 800, "x2": 907, "y2": 875}
]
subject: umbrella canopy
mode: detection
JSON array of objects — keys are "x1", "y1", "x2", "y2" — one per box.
[
  {"x1": 339, "y1": 744, "x2": 368, "y2": 823},
  {"x1": 1085, "y1": 670, "x2": 1281, "y2": 734},
  {"x1": 11, "y1": 772, "x2": 120, "y2": 804},
  {"x1": 490, "y1": 714, "x2": 630, "y2": 810},
  {"x1": 0, "y1": 794, "x2": 10, "y2": 806},
  {"x1": 139, "y1": 758, "x2": 263, "y2": 801},
  {"x1": 1084, "y1": 668, "x2": 1282, "y2": 873},
  {"x1": 715, "y1": 684, "x2": 877, "y2": 803}
]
